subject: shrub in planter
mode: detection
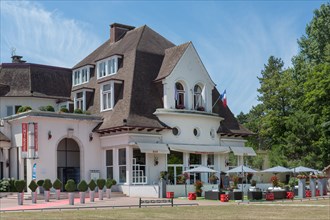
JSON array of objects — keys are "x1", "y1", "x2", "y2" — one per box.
[
  {"x1": 39, "y1": 105, "x2": 55, "y2": 112},
  {"x1": 96, "y1": 178, "x2": 106, "y2": 200},
  {"x1": 37, "y1": 179, "x2": 44, "y2": 194},
  {"x1": 28, "y1": 180, "x2": 38, "y2": 203},
  {"x1": 0, "y1": 178, "x2": 11, "y2": 192},
  {"x1": 17, "y1": 106, "x2": 32, "y2": 113},
  {"x1": 73, "y1": 109, "x2": 83, "y2": 114},
  {"x1": 88, "y1": 179, "x2": 97, "y2": 202},
  {"x1": 9, "y1": 178, "x2": 17, "y2": 192},
  {"x1": 43, "y1": 179, "x2": 53, "y2": 202},
  {"x1": 53, "y1": 179, "x2": 63, "y2": 200},
  {"x1": 105, "y1": 179, "x2": 117, "y2": 199},
  {"x1": 77, "y1": 180, "x2": 88, "y2": 204},
  {"x1": 14, "y1": 180, "x2": 26, "y2": 205},
  {"x1": 65, "y1": 179, "x2": 76, "y2": 205},
  {"x1": 59, "y1": 107, "x2": 69, "y2": 113}
]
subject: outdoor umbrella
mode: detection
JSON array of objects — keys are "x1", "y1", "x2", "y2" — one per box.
[
  {"x1": 183, "y1": 166, "x2": 219, "y2": 197},
  {"x1": 261, "y1": 166, "x2": 292, "y2": 174},
  {"x1": 290, "y1": 166, "x2": 316, "y2": 173},
  {"x1": 225, "y1": 165, "x2": 258, "y2": 200},
  {"x1": 184, "y1": 165, "x2": 218, "y2": 173},
  {"x1": 226, "y1": 165, "x2": 258, "y2": 173}
]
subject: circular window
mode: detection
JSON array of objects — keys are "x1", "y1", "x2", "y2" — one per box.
[
  {"x1": 210, "y1": 129, "x2": 215, "y2": 139},
  {"x1": 172, "y1": 127, "x2": 180, "y2": 136},
  {"x1": 193, "y1": 128, "x2": 200, "y2": 137}
]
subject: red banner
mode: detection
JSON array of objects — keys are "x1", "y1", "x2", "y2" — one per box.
[
  {"x1": 22, "y1": 123, "x2": 28, "y2": 158},
  {"x1": 34, "y1": 123, "x2": 38, "y2": 157}
]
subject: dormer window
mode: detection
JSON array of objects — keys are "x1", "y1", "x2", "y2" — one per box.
[
  {"x1": 72, "y1": 66, "x2": 91, "y2": 86},
  {"x1": 175, "y1": 82, "x2": 185, "y2": 109},
  {"x1": 194, "y1": 84, "x2": 204, "y2": 110},
  {"x1": 97, "y1": 55, "x2": 121, "y2": 79}
]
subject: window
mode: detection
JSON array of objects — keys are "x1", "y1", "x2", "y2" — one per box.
[
  {"x1": 194, "y1": 84, "x2": 203, "y2": 110},
  {"x1": 167, "y1": 151, "x2": 184, "y2": 185},
  {"x1": 193, "y1": 128, "x2": 200, "y2": 137},
  {"x1": 210, "y1": 129, "x2": 215, "y2": 139},
  {"x1": 6, "y1": 105, "x2": 21, "y2": 116},
  {"x1": 118, "y1": 148, "x2": 126, "y2": 183},
  {"x1": 101, "y1": 83, "x2": 113, "y2": 111},
  {"x1": 175, "y1": 82, "x2": 185, "y2": 109},
  {"x1": 106, "y1": 150, "x2": 113, "y2": 179},
  {"x1": 72, "y1": 66, "x2": 90, "y2": 86},
  {"x1": 97, "y1": 56, "x2": 120, "y2": 79},
  {"x1": 172, "y1": 127, "x2": 180, "y2": 136},
  {"x1": 75, "y1": 92, "x2": 84, "y2": 110}
]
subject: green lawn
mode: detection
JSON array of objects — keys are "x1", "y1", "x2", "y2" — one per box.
[{"x1": 1, "y1": 199, "x2": 329, "y2": 220}]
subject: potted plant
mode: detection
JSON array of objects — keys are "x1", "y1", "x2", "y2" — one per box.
[
  {"x1": 270, "y1": 176, "x2": 279, "y2": 188},
  {"x1": 77, "y1": 180, "x2": 88, "y2": 204},
  {"x1": 105, "y1": 179, "x2": 117, "y2": 199},
  {"x1": 28, "y1": 180, "x2": 38, "y2": 203},
  {"x1": 65, "y1": 179, "x2": 76, "y2": 205},
  {"x1": 37, "y1": 179, "x2": 44, "y2": 194},
  {"x1": 42, "y1": 179, "x2": 53, "y2": 202},
  {"x1": 194, "y1": 180, "x2": 203, "y2": 197},
  {"x1": 209, "y1": 174, "x2": 218, "y2": 184},
  {"x1": 14, "y1": 180, "x2": 26, "y2": 205},
  {"x1": 232, "y1": 176, "x2": 239, "y2": 190},
  {"x1": 88, "y1": 179, "x2": 97, "y2": 202},
  {"x1": 53, "y1": 179, "x2": 62, "y2": 200},
  {"x1": 96, "y1": 178, "x2": 106, "y2": 200},
  {"x1": 196, "y1": 106, "x2": 205, "y2": 111}
]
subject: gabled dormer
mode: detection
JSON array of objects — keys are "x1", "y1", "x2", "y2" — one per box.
[
  {"x1": 72, "y1": 65, "x2": 93, "y2": 86},
  {"x1": 155, "y1": 42, "x2": 216, "y2": 113},
  {"x1": 96, "y1": 55, "x2": 122, "y2": 79}
]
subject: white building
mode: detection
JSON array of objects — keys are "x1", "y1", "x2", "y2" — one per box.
[{"x1": 0, "y1": 23, "x2": 255, "y2": 197}]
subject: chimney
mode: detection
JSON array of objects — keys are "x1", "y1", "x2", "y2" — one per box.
[
  {"x1": 110, "y1": 23, "x2": 135, "y2": 44},
  {"x1": 11, "y1": 55, "x2": 26, "y2": 63}
]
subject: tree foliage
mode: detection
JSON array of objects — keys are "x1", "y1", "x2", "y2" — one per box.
[{"x1": 238, "y1": 3, "x2": 330, "y2": 170}]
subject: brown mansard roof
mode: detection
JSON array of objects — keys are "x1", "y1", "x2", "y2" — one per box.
[
  {"x1": 73, "y1": 24, "x2": 252, "y2": 136},
  {"x1": 0, "y1": 63, "x2": 72, "y2": 100}
]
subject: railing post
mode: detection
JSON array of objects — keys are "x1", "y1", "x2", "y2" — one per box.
[{"x1": 139, "y1": 198, "x2": 141, "y2": 208}]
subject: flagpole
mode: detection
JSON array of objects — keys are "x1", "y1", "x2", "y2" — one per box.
[{"x1": 212, "y1": 95, "x2": 221, "y2": 109}]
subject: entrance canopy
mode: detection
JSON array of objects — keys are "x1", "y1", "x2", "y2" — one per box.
[
  {"x1": 230, "y1": 146, "x2": 256, "y2": 156},
  {"x1": 184, "y1": 165, "x2": 218, "y2": 173},
  {"x1": 168, "y1": 144, "x2": 230, "y2": 154},
  {"x1": 136, "y1": 143, "x2": 170, "y2": 154}
]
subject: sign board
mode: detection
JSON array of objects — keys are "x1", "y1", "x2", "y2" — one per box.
[
  {"x1": 22, "y1": 123, "x2": 28, "y2": 158},
  {"x1": 34, "y1": 123, "x2": 38, "y2": 157}
]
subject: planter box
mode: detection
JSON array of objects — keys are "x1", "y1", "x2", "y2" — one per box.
[
  {"x1": 90, "y1": 190, "x2": 95, "y2": 202},
  {"x1": 229, "y1": 191, "x2": 243, "y2": 200},
  {"x1": 298, "y1": 179, "x2": 306, "y2": 199},
  {"x1": 68, "y1": 192, "x2": 74, "y2": 205},
  {"x1": 17, "y1": 192, "x2": 24, "y2": 205},
  {"x1": 106, "y1": 188, "x2": 111, "y2": 199},
  {"x1": 80, "y1": 192, "x2": 85, "y2": 204},
  {"x1": 55, "y1": 189, "x2": 61, "y2": 200},
  {"x1": 205, "y1": 191, "x2": 225, "y2": 200},
  {"x1": 31, "y1": 191, "x2": 37, "y2": 203},
  {"x1": 44, "y1": 190, "x2": 50, "y2": 202},
  {"x1": 247, "y1": 191, "x2": 262, "y2": 200}
]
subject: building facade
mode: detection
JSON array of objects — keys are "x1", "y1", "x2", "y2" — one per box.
[{"x1": 0, "y1": 23, "x2": 254, "y2": 197}]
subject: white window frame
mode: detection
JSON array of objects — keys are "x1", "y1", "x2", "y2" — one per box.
[
  {"x1": 100, "y1": 81, "x2": 114, "y2": 112},
  {"x1": 73, "y1": 89, "x2": 92, "y2": 111},
  {"x1": 5, "y1": 105, "x2": 21, "y2": 116},
  {"x1": 97, "y1": 55, "x2": 121, "y2": 79},
  {"x1": 193, "y1": 84, "x2": 204, "y2": 110},
  {"x1": 72, "y1": 65, "x2": 92, "y2": 86}
]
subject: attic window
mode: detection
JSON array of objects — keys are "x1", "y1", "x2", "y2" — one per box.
[
  {"x1": 97, "y1": 55, "x2": 122, "y2": 79},
  {"x1": 72, "y1": 66, "x2": 91, "y2": 86}
]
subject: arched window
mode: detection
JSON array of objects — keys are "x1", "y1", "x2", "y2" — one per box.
[
  {"x1": 175, "y1": 82, "x2": 185, "y2": 109},
  {"x1": 194, "y1": 84, "x2": 203, "y2": 110}
]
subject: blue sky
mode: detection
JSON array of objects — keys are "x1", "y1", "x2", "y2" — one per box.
[{"x1": 0, "y1": 1, "x2": 325, "y2": 115}]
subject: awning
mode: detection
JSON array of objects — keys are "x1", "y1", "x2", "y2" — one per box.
[
  {"x1": 230, "y1": 146, "x2": 256, "y2": 156},
  {"x1": 168, "y1": 144, "x2": 230, "y2": 154},
  {"x1": 136, "y1": 143, "x2": 170, "y2": 154}
]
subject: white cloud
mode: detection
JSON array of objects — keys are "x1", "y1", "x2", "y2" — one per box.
[{"x1": 0, "y1": 1, "x2": 101, "y2": 67}]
